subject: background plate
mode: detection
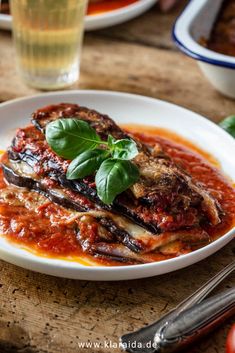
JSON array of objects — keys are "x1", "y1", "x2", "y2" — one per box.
[
  {"x1": 0, "y1": 90, "x2": 234, "y2": 280},
  {"x1": 0, "y1": 0, "x2": 157, "y2": 31}
]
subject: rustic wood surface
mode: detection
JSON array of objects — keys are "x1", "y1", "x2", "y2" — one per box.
[{"x1": 0, "y1": 1, "x2": 234, "y2": 353}]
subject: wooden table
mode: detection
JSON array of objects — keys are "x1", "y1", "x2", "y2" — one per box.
[{"x1": 0, "y1": 2, "x2": 234, "y2": 353}]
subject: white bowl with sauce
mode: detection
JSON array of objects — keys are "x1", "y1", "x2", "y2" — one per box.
[
  {"x1": 0, "y1": 0, "x2": 158, "y2": 31},
  {"x1": 0, "y1": 90, "x2": 234, "y2": 280},
  {"x1": 173, "y1": 0, "x2": 235, "y2": 99}
]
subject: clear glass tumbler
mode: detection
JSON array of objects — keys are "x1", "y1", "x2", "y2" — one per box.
[{"x1": 10, "y1": 0, "x2": 88, "y2": 90}]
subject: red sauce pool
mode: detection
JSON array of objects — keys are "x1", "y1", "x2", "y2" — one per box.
[
  {"x1": 126, "y1": 126, "x2": 235, "y2": 242},
  {"x1": 0, "y1": 126, "x2": 234, "y2": 266},
  {"x1": 1, "y1": 1, "x2": 139, "y2": 16},
  {"x1": 87, "y1": 0, "x2": 139, "y2": 15}
]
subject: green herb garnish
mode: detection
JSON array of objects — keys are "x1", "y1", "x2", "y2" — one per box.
[
  {"x1": 46, "y1": 119, "x2": 101, "y2": 159},
  {"x1": 46, "y1": 118, "x2": 139, "y2": 204},
  {"x1": 95, "y1": 159, "x2": 139, "y2": 205},
  {"x1": 66, "y1": 149, "x2": 108, "y2": 180},
  {"x1": 219, "y1": 115, "x2": 235, "y2": 138}
]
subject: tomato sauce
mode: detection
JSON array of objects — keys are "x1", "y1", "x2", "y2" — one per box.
[
  {"x1": 0, "y1": 126, "x2": 234, "y2": 266},
  {"x1": 1, "y1": 1, "x2": 139, "y2": 16},
  {"x1": 87, "y1": 0, "x2": 138, "y2": 15},
  {"x1": 126, "y1": 125, "x2": 235, "y2": 242}
]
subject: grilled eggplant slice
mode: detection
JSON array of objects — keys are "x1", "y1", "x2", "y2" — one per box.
[
  {"x1": 31, "y1": 104, "x2": 221, "y2": 228},
  {"x1": 0, "y1": 103, "x2": 221, "y2": 264},
  {"x1": 8, "y1": 103, "x2": 221, "y2": 235},
  {"x1": 2, "y1": 154, "x2": 210, "y2": 258}
]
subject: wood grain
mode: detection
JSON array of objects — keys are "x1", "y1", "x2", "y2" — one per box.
[
  {"x1": 0, "y1": 2, "x2": 234, "y2": 353},
  {"x1": 0, "y1": 245, "x2": 234, "y2": 353}
]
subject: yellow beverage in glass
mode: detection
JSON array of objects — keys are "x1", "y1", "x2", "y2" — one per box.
[{"x1": 10, "y1": 0, "x2": 88, "y2": 89}]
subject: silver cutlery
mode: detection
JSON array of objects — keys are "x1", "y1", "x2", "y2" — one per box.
[{"x1": 121, "y1": 260, "x2": 235, "y2": 353}]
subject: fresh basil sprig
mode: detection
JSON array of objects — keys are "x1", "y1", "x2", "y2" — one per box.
[
  {"x1": 46, "y1": 118, "x2": 140, "y2": 204},
  {"x1": 46, "y1": 118, "x2": 101, "y2": 159},
  {"x1": 107, "y1": 135, "x2": 139, "y2": 160},
  {"x1": 95, "y1": 159, "x2": 139, "y2": 205},
  {"x1": 67, "y1": 149, "x2": 108, "y2": 180},
  {"x1": 219, "y1": 115, "x2": 235, "y2": 138}
]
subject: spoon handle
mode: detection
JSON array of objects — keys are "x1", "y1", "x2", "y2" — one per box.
[
  {"x1": 120, "y1": 261, "x2": 235, "y2": 353},
  {"x1": 154, "y1": 288, "x2": 235, "y2": 352}
]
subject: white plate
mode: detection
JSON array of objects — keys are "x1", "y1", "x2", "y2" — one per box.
[
  {"x1": 0, "y1": 90, "x2": 234, "y2": 280},
  {"x1": 0, "y1": 0, "x2": 157, "y2": 31}
]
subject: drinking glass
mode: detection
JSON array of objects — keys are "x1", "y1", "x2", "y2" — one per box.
[{"x1": 10, "y1": 0, "x2": 88, "y2": 90}]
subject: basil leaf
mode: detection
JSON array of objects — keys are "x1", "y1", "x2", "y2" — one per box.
[
  {"x1": 46, "y1": 118, "x2": 101, "y2": 159},
  {"x1": 219, "y1": 115, "x2": 235, "y2": 138},
  {"x1": 107, "y1": 135, "x2": 116, "y2": 147},
  {"x1": 95, "y1": 159, "x2": 139, "y2": 204},
  {"x1": 108, "y1": 135, "x2": 139, "y2": 160},
  {"x1": 66, "y1": 149, "x2": 108, "y2": 180}
]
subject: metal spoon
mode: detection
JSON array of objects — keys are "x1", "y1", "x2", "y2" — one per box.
[{"x1": 121, "y1": 260, "x2": 235, "y2": 353}]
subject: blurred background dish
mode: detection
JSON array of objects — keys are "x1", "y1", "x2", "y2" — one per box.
[
  {"x1": 173, "y1": 0, "x2": 235, "y2": 99},
  {"x1": 0, "y1": 0, "x2": 157, "y2": 31}
]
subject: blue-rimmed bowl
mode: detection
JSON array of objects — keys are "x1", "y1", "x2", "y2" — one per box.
[{"x1": 173, "y1": 0, "x2": 235, "y2": 98}]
